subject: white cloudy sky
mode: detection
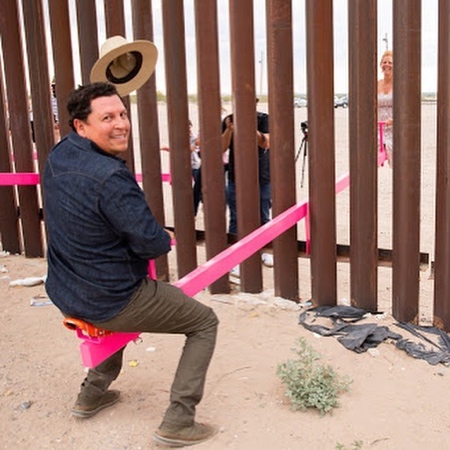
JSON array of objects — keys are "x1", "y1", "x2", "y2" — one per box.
[{"x1": 62, "y1": 0, "x2": 438, "y2": 95}]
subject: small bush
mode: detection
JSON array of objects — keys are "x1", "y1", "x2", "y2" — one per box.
[{"x1": 277, "y1": 337, "x2": 352, "y2": 416}]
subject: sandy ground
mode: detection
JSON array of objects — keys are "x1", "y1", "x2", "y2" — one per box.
[{"x1": 1, "y1": 104, "x2": 449, "y2": 450}]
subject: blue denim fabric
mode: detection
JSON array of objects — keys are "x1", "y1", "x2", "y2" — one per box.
[
  {"x1": 226, "y1": 181, "x2": 271, "y2": 234},
  {"x1": 43, "y1": 132, "x2": 172, "y2": 322}
]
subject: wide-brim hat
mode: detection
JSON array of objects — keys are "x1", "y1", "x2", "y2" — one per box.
[{"x1": 90, "y1": 35, "x2": 158, "y2": 96}]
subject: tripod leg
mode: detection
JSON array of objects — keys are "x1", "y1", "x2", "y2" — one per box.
[
  {"x1": 300, "y1": 140, "x2": 307, "y2": 188},
  {"x1": 295, "y1": 140, "x2": 303, "y2": 162}
]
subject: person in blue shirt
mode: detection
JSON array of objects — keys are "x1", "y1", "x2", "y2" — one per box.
[{"x1": 43, "y1": 82, "x2": 218, "y2": 447}]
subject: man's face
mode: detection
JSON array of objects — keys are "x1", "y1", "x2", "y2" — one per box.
[{"x1": 74, "y1": 95, "x2": 130, "y2": 155}]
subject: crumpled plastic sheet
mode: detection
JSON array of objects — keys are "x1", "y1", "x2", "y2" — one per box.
[
  {"x1": 299, "y1": 305, "x2": 450, "y2": 365},
  {"x1": 394, "y1": 322, "x2": 450, "y2": 365}
]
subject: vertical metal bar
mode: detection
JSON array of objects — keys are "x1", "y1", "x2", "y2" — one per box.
[
  {"x1": 103, "y1": 0, "x2": 135, "y2": 173},
  {"x1": 162, "y1": 0, "x2": 197, "y2": 277},
  {"x1": 392, "y1": 1, "x2": 421, "y2": 323},
  {"x1": 266, "y1": 0, "x2": 298, "y2": 300},
  {"x1": 75, "y1": 0, "x2": 99, "y2": 85},
  {"x1": 104, "y1": 0, "x2": 126, "y2": 36},
  {"x1": 348, "y1": 0, "x2": 378, "y2": 311},
  {"x1": 433, "y1": 0, "x2": 450, "y2": 330},
  {"x1": 132, "y1": 0, "x2": 170, "y2": 280},
  {"x1": 0, "y1": 65, "x2": 21, "y2": 253},
  {"x1": 1, "y1": 0, "x2": 44, "y2": 257},
  {"x1": 194, "y1": 0, "x2": 230, "y2": 294},
  {"x1": 229, "y1": 0, "x2": 262, "y2": 293},
  {"x1": 48, "y1": 0, "x2": 75, "y2": 138},
  {"x1": 22, "y1": 0, "x2": 54, "y2": 170},
  {"x1": 305, "y1": 0, "x2": 337, "y2": 305}
]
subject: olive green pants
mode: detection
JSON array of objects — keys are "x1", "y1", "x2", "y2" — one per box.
[{"x1": 80, "y1": 278, "x2": 218, "y2": 427}]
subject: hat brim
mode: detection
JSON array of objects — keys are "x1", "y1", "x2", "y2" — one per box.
[{"x1": 90, "y1": 40, "x2": 158, "y2": 96}]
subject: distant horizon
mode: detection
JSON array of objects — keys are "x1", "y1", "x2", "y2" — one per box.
[{"x1": 40, "y1": 1, "x2": 438, "y2": 96}]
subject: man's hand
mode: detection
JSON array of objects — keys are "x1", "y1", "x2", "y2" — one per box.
[
  {"x1": 222, "y1": 116, "x2": 234, "y2": 152},
  {"x1": 225, "y1": 116, "x2": 233, "y2": 131},
  {"x1": 165, "y1": 229, "x2": 175, "y2": 241}
]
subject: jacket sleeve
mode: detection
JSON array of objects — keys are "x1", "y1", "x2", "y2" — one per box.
[{"x1": 98, "y1": 168, "x2": 172, "y2": 260}]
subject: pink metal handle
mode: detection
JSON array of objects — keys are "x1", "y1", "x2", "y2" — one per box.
[{"x1": 377, "y1": 121, "x2": 388, "y2": 167}]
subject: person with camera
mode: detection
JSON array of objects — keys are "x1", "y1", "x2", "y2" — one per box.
[{"x1": 221, "y1": 102, "x2": 273, "y2": 272}]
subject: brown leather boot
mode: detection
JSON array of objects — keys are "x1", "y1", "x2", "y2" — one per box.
[
  {"x1": 153, "y1": 421, "x2": 218, "y2": 447},
  {"x1": 71, "y1": 389, "x2": 120, "y2": 418}
]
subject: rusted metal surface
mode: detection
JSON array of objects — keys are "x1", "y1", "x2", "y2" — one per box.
[
  {"x1": 194, "y1": 0, "x2": 230, "y2": 294},
  {"x1": 22, "y1": 0, "x2": 55, "y2": 170},
  {"x1": 0, "y1": 67, "x2": 21, "y2": 254},
  {"x1": 162, "y1": 0, "x2": 198, "y2": 277},
  {"x1": 103, "y1": 0, "x2": 135, "y2": 173},
  {"x1": 48, "y1": 0, "x2": 75, "y2": 138},
  {"x1": 433, "y1": 0, "x2": 450, "y2": 330},
  {"x1": 75, "y1": 0, "x2": 99, "y2": 85},
  {"x1": 348, "y1": 0, "x2": 378, "y2": 311},
  {"x1": 229, "y1": 0, "x2": 263, "y2": 293},
  {"x1": 266, "y1": 0, "x2": 299, "y2": 300},
  {"x1": 1, "y1": 0, "x2": 44, "y2": 257},
  {"x1": 103, "y1": 0, "x2": 125, "y2": 37},
  {"x1": 305, "y1": 0, "x2": 337, "y2": 305},
  {"x1": 0, "y1": 0, "x2": 448, "y2": 323},
  {"x1": 392, "y1": 0, "x2": 421, "y2": 323},
  {"x1": 132, "y1": 0, "x2": 170, "y2": 281}
]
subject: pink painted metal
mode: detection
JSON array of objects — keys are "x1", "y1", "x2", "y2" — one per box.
[
  {"x1": 377, "y1": 121, "x2": 388, "y2": 166},
  {"x1": 76, "y1": 328, "x2": 140, "y2": 369},
  {"x1": 0, "y1": 172, "x2": 172, "y2": 186},
  {"x1": 0, "y1": 172, "x2": 40, "y2": 186},
  {"x1": 71, "y1": 121, "x2": 388, "y2": 366},
  {"x1": 73, "y1": 198, "x2": 310, "y2": 367},
  {"x1": 0, "y1": 141, "x2": 386, "y2": 367},
  {"x1": 303, "y1": 122, "x2": 388, "y2": 254},
  {"x1": 304, "y1": 170, "x2": 351, "y2": 255}
]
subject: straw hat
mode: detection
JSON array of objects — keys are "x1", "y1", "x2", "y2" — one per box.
[{"x1": 90, "y1": 35, "x2": 158, "y2": 96}]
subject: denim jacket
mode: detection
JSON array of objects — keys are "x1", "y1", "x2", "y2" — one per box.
[{"x1": 43, "y1": 132, "x2": 172, "y2": 322}]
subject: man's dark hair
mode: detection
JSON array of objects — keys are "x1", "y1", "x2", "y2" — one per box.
[{"x1": 67, "y1": 82, "x2": 121, "y2": 131}]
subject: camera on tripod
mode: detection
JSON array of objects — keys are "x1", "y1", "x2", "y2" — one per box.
[
  {"x1": 300, "y1": 120, "x2": 308, "y2": 138},
  {"x1": 296, "y1": 120, "x2": 309, "y2": 188}
]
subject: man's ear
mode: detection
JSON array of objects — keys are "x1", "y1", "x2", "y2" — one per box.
[{"x1": 73, "y1": 118, "x2": 86, "y2": 137}]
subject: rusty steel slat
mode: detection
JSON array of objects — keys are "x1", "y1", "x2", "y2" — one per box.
[
  {"x1": 305, "y1": 0, "x2": 337, "y2": 305},
  {"x1": 266, "y1": 0, "x2": 299, "y2": 300},
  {"x1": 48, "y1": 0, "x2": 75, "y2": 139},
  {"x1": 348, "y1": 0, "x2": 378, "y2": 311},
  {"x1": 75, "y1": 0, "x2": 99, "y2": 85},
  {"x1": 392, "y1": 1, "x2": 421, "y2": 323},
  {"x1": 132, "y1": 0, "x2": 169, "y2": 281},
  {"x1": 22, "y1": 0, "x2": 54, "y2": 171},
  {"x1": 1, "y1": 0, "x2": 44, "y2": 257},
  {"x1": 104, "y1": 0, "x2": 125, "y2": 37},
  {"x1": 433, "y1": 0, "x2": 450, "y2": 331},
  {"x1": 194, "y1": 0, "x2": 230, "y2": 294},
  {"x1": 102, "y1": 0, "x2": 135, "y2": 173},
  {"x1": 0, "y1": 65, "x2": 21, "y2": 254},
  {"x1": 162, "y1": 0, "x2": 197, "y2": 278},
  {"x1": 229, "y1": 0, "x2": 263, "y2": 293}
]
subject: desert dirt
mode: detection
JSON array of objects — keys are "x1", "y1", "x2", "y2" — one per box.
[{"x1": 2, "y1": 103, "x2": 449, "y2": 450}]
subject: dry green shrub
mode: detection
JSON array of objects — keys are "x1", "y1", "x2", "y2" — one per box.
[{"x1": 277, "y1": 337, "x2": 352, "y2": 416}]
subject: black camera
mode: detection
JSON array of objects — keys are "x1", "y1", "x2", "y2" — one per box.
[{"x1": 301, "y1": 120, "x2": 308, "y2": 137}]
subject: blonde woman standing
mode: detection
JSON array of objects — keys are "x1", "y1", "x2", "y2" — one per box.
[{"x1": 377, "y1": 50, "x2": 393, "y2": 166}]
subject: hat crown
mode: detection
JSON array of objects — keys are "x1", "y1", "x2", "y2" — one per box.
[{"x1": 100, "y1": 36, "x2": 129, "y2": 58}]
